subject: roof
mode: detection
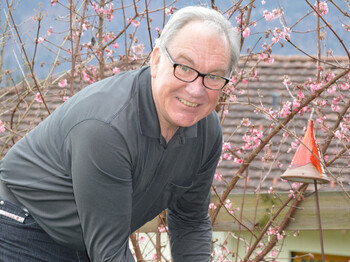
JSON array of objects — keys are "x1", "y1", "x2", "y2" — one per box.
[
  {"x1": 1, "y1": 55, "x2": 349, "y2": 194},
  {"x1": 215, "y1": 55, "x2": 350, "y2": 194}
]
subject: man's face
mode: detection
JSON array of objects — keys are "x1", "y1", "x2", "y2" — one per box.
[{"x1": 151, "y1": 21, "x2": 231, "y2": 133}]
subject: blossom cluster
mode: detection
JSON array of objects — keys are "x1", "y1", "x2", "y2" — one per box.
[{"x1": 92, "y1": 2, "x2": 115, "y2": 22}]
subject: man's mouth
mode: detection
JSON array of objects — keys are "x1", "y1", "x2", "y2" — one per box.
[{"x1": 177, "y1": 98, "x2": 199, "y2": 108}]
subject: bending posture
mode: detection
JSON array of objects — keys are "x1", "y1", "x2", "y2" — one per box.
[{"x1": 0, "y1": 6, "x2": 240, "y2": 261}]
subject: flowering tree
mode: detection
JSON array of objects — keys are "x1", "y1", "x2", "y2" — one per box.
[{"x1": 0, "y1": 0, "x2": 349, "y2": 261}]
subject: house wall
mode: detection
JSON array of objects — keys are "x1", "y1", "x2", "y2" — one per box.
[{"x1": 215, "y1": 230, "x2": 350, "y2": 261}]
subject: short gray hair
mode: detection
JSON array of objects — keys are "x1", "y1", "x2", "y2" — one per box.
[{"x1": 155, "y1": 6, "x2": 240, "y2": 73}]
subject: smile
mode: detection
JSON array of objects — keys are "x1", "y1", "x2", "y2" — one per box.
[{"x1": 177, "y1": 98, "x2": 199, "y2": 108}]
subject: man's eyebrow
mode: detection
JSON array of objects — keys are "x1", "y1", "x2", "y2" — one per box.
[
  {"x1": 176, "y1": 53, "x2": 229, "y2": 76},
  {"x1": 176, "y1": 53, "x2": 195, "y2": 66}
]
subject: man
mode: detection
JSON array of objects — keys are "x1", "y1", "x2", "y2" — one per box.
[{"x1": 0, "y1": 6, "x2": 240, "y2": 262}]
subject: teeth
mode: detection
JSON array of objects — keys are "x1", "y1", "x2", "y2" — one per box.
[{"x1": 178, "y1": 98, "x2": 199, "y2": 107}]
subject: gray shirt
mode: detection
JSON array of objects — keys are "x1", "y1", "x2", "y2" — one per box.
[{"x1": 0, "y1": 67, "x2": 222, "y2": 261}]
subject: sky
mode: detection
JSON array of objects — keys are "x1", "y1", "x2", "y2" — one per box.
[{"x1": 1, "y1": 0, "x2": 349, "y2": 86}]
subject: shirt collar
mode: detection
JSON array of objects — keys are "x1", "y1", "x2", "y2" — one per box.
[{"x1": 137, "y1": 67, "x2": 198, "y2": 141}]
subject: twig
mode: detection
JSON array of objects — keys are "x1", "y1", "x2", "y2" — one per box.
[
  {"x1": 144, "y1": 0, "x2": 153, "y2": 50},
  {"x1": 211, "y1": 68, "x2": 349, "y2": 224},
  {"x1": 245, "y1": 184, "x2": 308, "y2": 262},
  {"x1": 5, "y1": 0, "x2": 50, "y2": 114},
  {"x1": 130, "y1": 232, "x2": 144, "y2": 262},
  {"x1": 305, "y1": 0, "x2": 350, "y2": 59}
]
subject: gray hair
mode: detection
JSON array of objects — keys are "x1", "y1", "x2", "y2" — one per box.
[{"x1": 155, "y1": 6, "x2": 241, "y2": 73}]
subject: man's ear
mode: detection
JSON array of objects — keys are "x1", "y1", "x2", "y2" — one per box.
[{"x1": 150, "y1": 46, "x2": 161, "y2": 79}]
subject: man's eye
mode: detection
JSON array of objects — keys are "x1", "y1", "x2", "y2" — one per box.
[
  {"x1": 207, "y1": 74, "x2": 220, "y2": 81},
  {"x1": 178, "y1": 65, "x2": 191, "y2": 73}
]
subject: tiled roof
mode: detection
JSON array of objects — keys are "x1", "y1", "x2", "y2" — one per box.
[
  {"x1": 1, "y1": 55, "x2": 349, "y2": 194},
  {"x1": 216, "y1": 55, "x2": 350, "y2": 194}
]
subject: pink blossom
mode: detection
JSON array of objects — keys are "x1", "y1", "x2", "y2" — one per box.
[
  {"x1": 292, "y1": 182, "x2": 300, "y2": 189},
  {"x1": 103, "y1": 34, "x2": 110, "y2": 43},
  {"x1": 105, "y1": 49, "x2": 112, "y2": 56},
  {"x1": 91, "y1": 2, "x2": 98, "y2": 10},
  {"x1": 235, "y1": 14, "x2": 242, "y2": 25},
  {"x1": 258, "y1": 53, "x2": 266, "y2": 60},
  {"x1": 316, "y1": 118, "x2": 323, "y2": 125},
  {"x1": 132, "y1": 44, "x2": 145, "y2": 55},
  {"x1": 223, "y1": 153, "x2": 232, "y2": 160},
  {"x1": 327, "y1": 85, "x2": 337, "y2": 94},
  {"x1": 331, "y1": 104, "x2": 340, "y2": 112},
  {"x1": 35, "y1": 92, "x2": 43, "y2": 103},
  {"x1": 58, "y1": 79, "x2": 67, "y2": 88},
  {"x1": 214, "y1": 172, "x2": 222, "y2": 182},
  {"x1": 113, "y1": 67, "x2": 120, "y2": 74},
  {"x1": 47, "y1": 26, "x2": 53, "y2": 36},
  {"x1": 82, "y1": 22, "x2": 88, "y2": 31},
  {"x1": 263, "y1": 10, "x2": 275, "y2": 22},
  {"x1": 138, "y1": 236, "x2": 146, "y2": 242},
  {"x1": 314, "y1": 1, "x2": 329, "y2": 16},
  {"x1": 222, "y1": 142, "x2": 231, "y2": 151},
  {"x1": 224, "y1": 199, "x2": 232, "y2": 209},
  {"x1": 261, "y1": 0, "x2": 266, "y2": 4},
  {"x1": 278, "y1": 101, "x2": 291, "y2": 118},
  {"x1": 112, "y1": 42, "x2": 119, "y2": 49},
  {"x1": 165, "y1": 7, "x2": 175, "y2": 16},
  {"x1": 333, "y1": 97, "x2": 340, "y2": 105},
  {"x1": 62, "y1": 96, "x2": 69, "y2": 102},
  {"x1": 51, "y1": 0, "x2": 58, "y2": 6},
  {"x1": 242, "y1": 27, "x2": 251, "y2": 38},
  {"x1": 105, "y1": 3, "x2": 114, "y2": 22},
  {"x1": 271, "y1": 250, "x2": 277, "y2": 257},
  {"x1": 209, "y1": 203, "x2": 217, "y2": 210},
  {"x1": 241, "y1": 118, "x2": 251, "y2": 127},
  {"x1": 341, "y1": 83, "x2": 349, "y2": 90},
  {"x1": 131, "y1": 20, "x2": 140, "y2": 28},
  {"x1": 293, "y1": 99, "x2": 301, "y2": 111},
  {"x1": 96, "y1": 7, "x2": 104, "y2": 14},
  {"x1": 234, "y1": 157, "x2": 243, "y2": 164},
  {"x1": 271, "y1": 37, "x2": 279, "y2": 43},
  {"x1": 0, "y1": 120, "x2": 5, "y2": 133},
  {"x1": 155, "y1": 27, "x2": 161, "y2": 33},
  {"x1": 335, "y1": 130, "x2": 344, "y2": 140},
  {"x1": 37, "y1": 37, "x2": 44, "y2": 44},
  {"x1": 158, "y1": 225, "x2": 168, "y2": 232},
  {"x1": 288, "y1": 190, "x2": 295, "y2": 198},
  {"x1": 267, "y1": 57, "x2": 274, "y2": 64},
  {"x1": 310, "y1": 82, "x2": 321, "y2": 92},
  {"x1": 297, "y1": 90, "x2": 305, "y2": 99},
  {"x1": 268, "y1": 187, "x2": 274, "y2": 194},
  {"x1": 291, "y1": 141, "x2": 299, "y2": 149}
]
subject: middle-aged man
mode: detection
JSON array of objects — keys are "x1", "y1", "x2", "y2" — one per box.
[{"x1": 0, "y1": 5, "x2": 240, "y2": 262}]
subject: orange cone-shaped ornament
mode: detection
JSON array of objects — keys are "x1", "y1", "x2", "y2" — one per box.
[{"x1": 281, "y1": 120, "x2": 330, "y2": 184}]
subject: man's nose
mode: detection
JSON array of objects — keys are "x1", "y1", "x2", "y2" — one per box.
[{"x1": 186, "y1": 76, "x2": 206, "y2": 97}]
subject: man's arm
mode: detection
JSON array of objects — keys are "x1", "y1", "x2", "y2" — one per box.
[
  {"x1": 167, "y1": 129, "x2": 222, "y2": 262},
  {"x1": 66, "y1": 120, "x2": 135, "y2": 261}
]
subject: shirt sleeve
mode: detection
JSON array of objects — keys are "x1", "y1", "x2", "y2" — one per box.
[
  {"x1": 65, "y1": 120, "x2": 135, "y2": 261},
  {"x1": 167, "y1": 127, "x2": 222, "y2": 262}
]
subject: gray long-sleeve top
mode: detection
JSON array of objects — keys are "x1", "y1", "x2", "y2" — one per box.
[{"x1": 0, "y1": 67, "x2": 222, "y2": 261}]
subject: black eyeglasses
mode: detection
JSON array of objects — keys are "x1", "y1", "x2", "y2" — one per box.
[{"x1": 164, "y1": 48, "x2": 230, "y2": 91}]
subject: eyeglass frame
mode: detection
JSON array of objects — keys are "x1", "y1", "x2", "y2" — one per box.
[{"x1": 163, "y1": 47, "x2": 231, "y2": 91}]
